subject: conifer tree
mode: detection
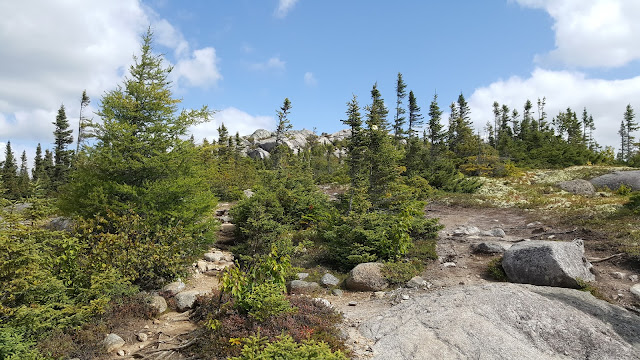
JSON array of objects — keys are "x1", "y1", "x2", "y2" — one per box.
[
  {"x1": 52, "y1": 104, "x2": 73, "y2": 189},
  {"x1": 76, "y1": 90, "x2": 91, "y2": 153},
  {"x1": 273, "y1": 98, "x2": 293, "y2": 169},
  {"x1": 520, "y1": 100, "x2": 533, "y2": 141},
  {"x1": 2, "y1": 142, "x2": 18, "y2": 199},
  {"x1": 32, "y1": 143, "x2": 44, "y2": 182},
  {"x1": 60, "y1": 28, "x2": 214, "y2": 223},
  {"x1": 18, "y1": 150, "x2": 29, "y2": 197},
  {"x1": 619, "y1": 120, "x2": 627, "y2": 161},
  {"x1": 393, "y1": 72, "x2": 407, "y2": 142},
  {"x1": 342, "y1": 95, "x2": 369, "y2": 213},
  {"x1": 623, "y1": 104, "x2": 638, "y2": 161},
  {"x1": 407, "y1": 91, "x2": 423, "y2": 137},
  {"x1": 217, "y1": 123, "x2": 230, "y2": 158},
  {"x1": 43, "y1": 149, "x2": 54, "y2": 183},
  {"x1": 365, "y1": 83, "x2": 399, "y2": 207},
  {"x1": 427, "y1": 94, "x2": 445, "y2": 154}
]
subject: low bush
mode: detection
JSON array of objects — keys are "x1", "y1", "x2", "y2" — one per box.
[
  {"x1": 381, "y1": 260, "x2": 424, "y2": 285},
  {"x1": 230, "y1": 334, "x2": 348, "y2": 360},
  {"x1": 487, "y1": 257, "x2": 508, "y2": 282}
]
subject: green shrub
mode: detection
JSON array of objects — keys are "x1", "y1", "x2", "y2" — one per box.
[
  {"x1": 0, "y1": 326, "x2": 43, "y2": 360},
  {"x1": 625, "y1": 192, "x2": 640, "y2": 213},
  {"x1": 617, "y1": 184, "x2": 632, "y2": 196},
  {"x1": 487, "y1": 257, "x2": 508, "y2": 282},
  {"x1": 381, "y1": 261, "x2": 423, "y2": 285},
  {"x1": 230, "y1": 334, "x2": 348, "y2": 360}
]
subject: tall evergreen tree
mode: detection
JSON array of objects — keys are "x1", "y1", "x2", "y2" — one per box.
[
  {"x1": 18, "y1": 150, "x2": 29, "y2": 197},
  {"x1": 273, "y1": 98, "x2": 293, "y2": 169},
  {"x1": 407, "y1": 90, "x2": 423, "y2": 137},
  {"x1": 52, "y1": 104, "x2": 73, "y2": 189},
  {"x1": 342, "y1": 95, "x2": 369, "y2": 213},
  {"x1": 393, "y1": 72, "x2": 407, "y2": 142},
  {"x1": 43, "y1": 149, "x2": 54, "y2": 184},
  {"x1": 2, "y1": 142, "x2": 18, "y2": 199},
  {"x1": 76, "y1": 90, "x2": 91, "y2": 153},
  {"x1": 217, "y1": 123, "x2": 230, "y2": 158},
  {"x1": 365, "y1": 83, "x2": 399, "y2": 207},
  {"x1": 427, "y1": 93, "x2": 445, "y2": 154},
  {"x1": 60, "y1": 28, "x2": 215, "y2": 223},
  {"x1": 521, "y1": 100, "x2": 533, "y2": 141},
  {"x1": 619, "y1": 120, "x2": 628, "y2": 162},
  {"x1": 32, "y1": 143, "x2": 44, "y2": 182},
  {"x1": 623, "y1": 104, "x2": 638, "y2": 161}
]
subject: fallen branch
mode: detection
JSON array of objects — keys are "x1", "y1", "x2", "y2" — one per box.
[{"x1": 587, "y1": 253, "x2": 624, "y2": 263}]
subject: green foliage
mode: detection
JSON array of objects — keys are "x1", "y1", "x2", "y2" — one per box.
[
  {"x1": 617, "y1": 184, "x2": 632, "y2": 196},
  {"x1": 52, "y1": 104, "x2": 74, "y2": 191},
  {"x1": 381, "y1": 261, "x2": 423, "y2": 285},
  {"x1": 230, "y1": 334, "x2": 348, "y2": 360},
  {"x1": 0, "y1": 326, "x2": 43, "y2": 360},
  {"x1": 487, "y1": 257, "x2": 508, "y2": 282},
  {"x1": 625, "y1": 191, "x2": 640, "y2": 213}
]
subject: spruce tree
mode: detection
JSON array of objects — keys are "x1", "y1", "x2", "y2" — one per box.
[
  {"x1": 624, "y1": 104, "x2": 638, "y2": 161},
  {"x1": 43, "y1": 149, "x2": 54, "y2": 184},
  {"x1": 407, "y1": 90, "x2": 423, "y2": 138},
  {"x1": 52, "y1": 104, "x2": 73, "y2": 189},
  {"x1": 342, "y1": 95, "x2": 369, "y2": 214},
  {"x1": 619, "y1": 120, "x2": 627, "y2": 161},
  {"x1": 217, "y1": 123, "x2": 230, "y2": 158},
  {"x1": 393, "y1": 72, "x2": 407, "y2": 142},
  {"x1": 60, "y1": 28, "x2": 215, "y2": 224},
  {"x1": 18, "y1": 150, "x2": 29, "y2": 197},
  {"x1": 273, "y1": 98, "x2": 293, "y2": 169},
  {"x1": 427, "y1": 93, "x2": 445, "y2": 154},
  {"x1": 2, "y1": 142, "x2": 18, "y2": 199},
  {"x1": 32, "y1": 143, "x2": 44, "y2": 182},
  {"x1": 76, "y1": 90, "x2": 91, "y2": 153}
]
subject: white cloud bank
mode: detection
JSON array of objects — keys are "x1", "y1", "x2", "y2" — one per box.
[
  {"x1": 189, "y1": 107, "x2": 275, "y2": 143},
  {"x1": 514, "y1": 0, "x2": 640, "y2": 68},
  {"x1": 274, "y1": 0, "x2": 299, "y2": 18},
  {"x1": 0, "y1": 0, "x2": 221, "y2": 148},
  {"x1": 249, "y1": 57, "x2": 286, "y2": 72},
  {"x1": 469, "y1": 68, "x2": 640, "y2": 149}
]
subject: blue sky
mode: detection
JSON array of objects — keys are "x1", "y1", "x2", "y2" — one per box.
[{"x1": 2, "y1": 0, "x2": 640, "y2": 166}]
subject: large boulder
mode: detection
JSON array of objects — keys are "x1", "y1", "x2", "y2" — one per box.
[
  {"x1": 249, "y1": 129, "x2": 273, "y2": 140},
  {"x1": 359, "y1": 283, "x2": 640, "y2": 360},
  {"x1": 558, "y1": 179, "x2": 596, "y2": 195},
  {"x1": 346, "y1": 262, "x2": 387, "y2": 292},
  {"x1": 102, "y1": 333, "x2": 125, "y2": 353},
  {"x1": 590, "y1": 170, "x2": 640, "y2": 191},
  {"x1": 502, "y1": 239, "x2": 594, "y2": 288},
  {"x1": 175, "y1": 290, "x2": 201, "y2": 312},
  {"x1": 247, "y1": 147, "x2": 270, "y2": 160}
]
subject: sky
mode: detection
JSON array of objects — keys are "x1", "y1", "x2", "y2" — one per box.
[{"x1": 2, "y1": 0, "x2": 640, "y2": 166}]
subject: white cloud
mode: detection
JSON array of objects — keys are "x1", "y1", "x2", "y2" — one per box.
[
  {"x1": 468, "y1": 68, "x2": 640, "y2": 150},
  {"x1": 189, "y1": 107, "x2": 275, "y2": 142},
  {"x1": 274, "y1": 0, "x2": 299, "y2": 18},
  {"x1": 304, "y1": 72, "x2": 317, "y2": 86},
  {"x1": 514, "y1": 0, "x2": 640, "y2": 68},
  {"x1": 249, "y1": 57, "x2": 286, "y2": 71},
  {"x1": 0, "y1": 0, "x2": 221, "y2": 152},
  {"x1": 172, "y1": 47, "x2": 222, "y2": 88}
]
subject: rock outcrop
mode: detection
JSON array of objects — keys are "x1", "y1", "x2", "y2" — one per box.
[
  {"x1": 558, "y1": 179, "x2": 596, "y2": 195},
  {"x1": 242, "y1": 129, "x2": 351, "y2": 160},
  {"x1": 502, "y1": 239, "x2": 594, "y2": 288},
  {"x1": 346, "y1": 262, "x2": 387, "y2": 292},
  {"x1": 590, "y1": 170, "x2": 640, "y2": 191},
  {"x1": 359, "y1": 283, "x2": 640, "y2": 360}
]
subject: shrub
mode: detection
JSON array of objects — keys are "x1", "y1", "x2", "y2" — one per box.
[
  {"x1": 230, "y1": 334, "x2": 348, "y2": 360},
  {"x1": 0, "y1": 326, "x2": 42, "y2": 360},
  {"x1": 625, "y1": 192, "x2": 640, "y2": 213},
  {"x1": 487, "y1": 257, "x2": 508, "y2": 282},
  {"x1": 381, "y1": 261, "x2": 423, "y2": 285},
  {"x1": 617, "y1": 184, "x2": 632, "y2": 196}
]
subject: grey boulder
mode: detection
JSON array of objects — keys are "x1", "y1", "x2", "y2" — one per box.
[
  {"x1": 558, "y1": 179, "x2": 596, "y2": 195},
  {"x1": 590, "y1": 170, "x2": 640, "y2": 191},
  {"x1": 359, "y1": 283, "x2": 640, "y2": 360},
  {"x1": 321, "y1": 273, "x2": 340, "y2": 287},
  {"x1": 102, "y1": 333, "x2": 125, "y2": 353},
  {"x1": 288, "y1": 280, "x2": 321, "y2": 294},
  {"x1": 346, "y1": 262, "x2": 387, "y2": 292},
  {"x1": 471, "y1": 242, "x2": 509, "y2": 254},
  {"x1": 502, "y1": 239, "x2": 594, "y2": 288},
  {"x1": 148, "y1": 295, "x2": 167, "y2": 314},
  {"x1": 162, "y1": 280, "x2": 186, "y2": 296},
  {"x1": 631, "y1": 284, "x2": 640, "y2": 301},
  {"x1": 175, "y1": 290, "x2": 201, "y2": 312}
]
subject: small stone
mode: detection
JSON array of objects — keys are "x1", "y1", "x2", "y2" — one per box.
[
  {"x1": 348, "y1": 301, "x2": 357, "y2": 306},
  {"x1": 139, "y1": 344, "x2": 144, "y2": 349},
  {"x1": 197, "y1": 260, "x2": 209, "y2": 273},
  {"x1": 372, "y1": 291, "x2": 385, "y2": 299},
  {"x1": 148, "y1": 295, "x2": 167, "y2": 314},
  {"x1": 547, "y1": 235, "x2": 556, "y2": 239},
  {"x1": 162, "y1": 280, "x2": 185, "y2": 296},
  {"x1": 175, "y1": 290, "x2": 201, "y2": 312},
  {"x1": 442, "y1": 262, "x2": 457, "y2": 268},
  {"x1": 526, "y1": 221, "x2": 543, "y2": 228},
  {"x1": 321, "y1": 273, "x2": 340, "y2": 287},
  {"x1": 144, "y1": 325, "x2": 150, "y2": 329},
  {"x1": 406, "y1": 276, "x2": 426, "y2": 288},
  {"x1": 631, "y1": 284, "x2": 640, "y2": 301},
  {"x1": 629, "y1": 275, "x2": 639, "y2": 282},
  {"x1": 332, "y1": 289, "x2": 344, "y2": 297},
  {"x1": 297, "y1": 272, "x2": 309, "y2": 280},
  {"x1": 611, "y1": 272, "x2": 627, "y2": 280},
  {"x1": 137, "y1": 333, "x2": 148, "y2": 342},
  {"x1": 313, "y1": 298, "x2": 332, "y2": 308},
  {"x1": 117, "y1": 349, "x2": 125, "y2": 356},
  {"x1": 243, "y1": 189, "x2": 255, "y2": 198},
  {"x1": 203, "y1": 252, "x2": 225, "y2": 262},
  {"x1": 402, "y1": 294, "x2": 410, "y2": 300},
  {"x1": 103, "y1": 333, "x2": 125, "y2": 353},
  {"x1": 288, "y1": 280, "x2": 321, "y2": 294}
]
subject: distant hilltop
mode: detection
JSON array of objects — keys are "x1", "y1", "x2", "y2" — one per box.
[{"x1": 235, "y1": 128, "x2": 351, "y2": 159}]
